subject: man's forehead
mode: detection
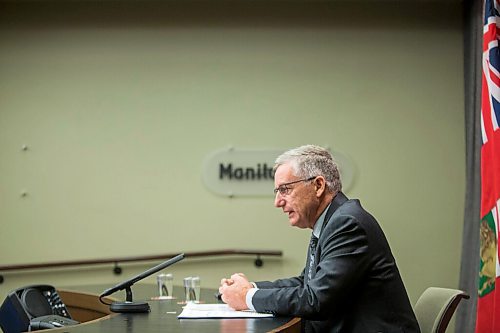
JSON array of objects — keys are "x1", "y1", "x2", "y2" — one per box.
[{"x1": 274, "y1": 164, "x2": 295, "y2": 182}]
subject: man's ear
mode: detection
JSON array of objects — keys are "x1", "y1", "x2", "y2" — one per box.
[{"x1": 314, "y1": 176, "x2": 326, "y2": 197}]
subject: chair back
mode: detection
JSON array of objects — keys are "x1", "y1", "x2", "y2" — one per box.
[{"x1": 414, "y1": 287, "x2": 469, "y2": 333}]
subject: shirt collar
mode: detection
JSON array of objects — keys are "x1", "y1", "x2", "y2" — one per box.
[{"x1": 312, "y1": 202, "x2": 332, "y2": 238}]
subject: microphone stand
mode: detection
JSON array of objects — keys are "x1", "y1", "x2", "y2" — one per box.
[
  {"x1": 100, "y1": 253, "x2": 185, "y2": 313},
  {"x1": 109, "y1": 285, "x2": 150, "y2": 313}
]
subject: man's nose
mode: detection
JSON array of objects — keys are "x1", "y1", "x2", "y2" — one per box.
[{"x1": 274, "y1": 193, "x2": 284, "y2": 207}]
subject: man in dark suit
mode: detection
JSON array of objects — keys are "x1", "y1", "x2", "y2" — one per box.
[{"x1": 219, "y1": 145, "x2": 420, "y2": 332}]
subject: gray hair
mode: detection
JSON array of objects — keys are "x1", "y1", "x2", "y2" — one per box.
[{"x1": 274, "y1": 145, "x2": 342, "y2": 194}]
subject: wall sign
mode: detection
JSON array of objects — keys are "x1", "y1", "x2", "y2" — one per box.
[{"x1": 202, "y1": 147, "x2": 355, "y2": 197}]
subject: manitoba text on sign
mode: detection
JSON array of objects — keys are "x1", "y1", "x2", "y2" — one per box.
[{"x1": 202, "y1": 147, "x2": 355, "y2": 197}]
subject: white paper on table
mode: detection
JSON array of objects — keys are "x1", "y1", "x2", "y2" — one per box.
[{"x1": 177, "y1": 303, "x2": 274, "y2": 319}]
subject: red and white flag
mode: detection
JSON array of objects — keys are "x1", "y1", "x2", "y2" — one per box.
[{"x1": 477, "y1": 1, "x2": 500, "y2": 332}]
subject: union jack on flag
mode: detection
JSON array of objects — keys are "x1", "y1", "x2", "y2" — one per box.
[{"x1": 477, "y1": 0, "x2": 500, "y2": 332}]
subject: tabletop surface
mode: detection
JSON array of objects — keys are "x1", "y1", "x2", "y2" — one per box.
[{"x1": 57, "y1": 283, "x2": 295, "y2": 333}]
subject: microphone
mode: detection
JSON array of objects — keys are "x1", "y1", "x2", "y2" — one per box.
[{"x1": 100, "y1": 253, "x2": 185, "y2": 313}]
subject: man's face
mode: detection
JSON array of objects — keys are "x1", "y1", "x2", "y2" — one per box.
[{"x1": 273, "y1": 163, "x2": 319, "y2": 229}]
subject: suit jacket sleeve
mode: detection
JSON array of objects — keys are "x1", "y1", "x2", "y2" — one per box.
[
  {"x1": 255, "y1": 269, "x2": 304, "y2": 289},
  {"x1": 251, "y1": 213, "x2": 371, "y2": 320}
]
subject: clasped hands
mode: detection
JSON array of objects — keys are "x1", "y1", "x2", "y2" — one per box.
[{"x1": 218, "y1": 273, "x2": 252, "y2": 310}]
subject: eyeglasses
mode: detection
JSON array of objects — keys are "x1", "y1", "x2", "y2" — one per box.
[{"x1": 273, "y1": 176, "x2": 316, "y2": 196}]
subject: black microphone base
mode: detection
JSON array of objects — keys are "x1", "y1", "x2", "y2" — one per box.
[{"x1": 110, "y1": 301, "x2": 150, "y2": 313}]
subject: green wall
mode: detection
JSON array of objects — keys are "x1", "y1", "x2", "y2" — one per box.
[{"x1": 0, "y1": 0, "x2": 464, "y2": 310}]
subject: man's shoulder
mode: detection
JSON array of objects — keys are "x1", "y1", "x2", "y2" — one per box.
[
  {"x1": 331, "y1": 198, "x2": 367, "y2": 221},
  {"x1": 324, "y1": 198, "x2": 382, "y2": 235}
]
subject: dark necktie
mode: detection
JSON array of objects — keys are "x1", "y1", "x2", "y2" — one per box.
[{"x1": 307, "y1": 235, "x2": 318, "y2": 281}]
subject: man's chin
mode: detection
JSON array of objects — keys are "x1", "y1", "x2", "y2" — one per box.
[
  {"x1": 288, "y1": 218, "x2": 309, "y2": 229},
  {"x1": 288, "y1": 218, "x2": 301, "y2": 228}
]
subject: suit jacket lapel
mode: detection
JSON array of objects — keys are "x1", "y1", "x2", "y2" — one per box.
[{"x1": 310, "y1": 192, "x2": 349, "y2": 280}]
